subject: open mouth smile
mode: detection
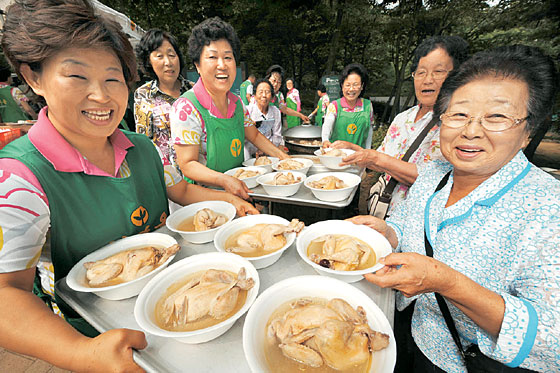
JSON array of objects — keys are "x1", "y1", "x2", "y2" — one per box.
[{"x1": 82, "y1": 110, "x2": 112, "y2": 121}]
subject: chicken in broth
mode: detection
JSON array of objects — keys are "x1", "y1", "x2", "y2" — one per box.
[{"x1": 308, "y1": 235, "x2": 375, "y2": 271}]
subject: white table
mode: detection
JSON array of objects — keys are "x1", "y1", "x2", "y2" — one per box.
[{"x1": 56, "y1": 227, "x2": 395, "y2": 373}]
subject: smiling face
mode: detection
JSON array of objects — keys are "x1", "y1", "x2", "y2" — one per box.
[
  {"x1": 342, "y1": 73, "x2": 363, "y2": 105},
  {"x1": 195, "y1": 39, "x2": 236, "y2": 96},
  {"x1": 149, "y1": 38, "x2": 180, "y2": 85},
  {"x1": 255, "y1": 81, "x2": 272, "y2": 107},
  {"x1": 286, "y1": 79, "x2": 294, "y2": 91},
  {"x1": 414, "y1": 47, "x2": 454, "y2": 109},
  {"x1": 268, "y1": 72, "x2": 282, "y2": 94},
  {"x1": 24, "y1": 47, "x2": 128, "y2": 143},
  {"x1": 440, "y1": 76, "x2": 530, "y2": 181}
]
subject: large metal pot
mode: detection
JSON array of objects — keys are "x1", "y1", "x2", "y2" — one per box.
[{"x1": 283, "y1": 125, "x2": 322, "y2": 154}]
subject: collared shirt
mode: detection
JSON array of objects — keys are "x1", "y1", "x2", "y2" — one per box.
[
  {"x1": 169, "y1": 78, "x2": 255, "y2": 165},
  {"x1": 244, "y1": 102, "x2": 283, "y2": 159},
  {"x1": 321, "y1": 97, "x2": 375, "y2": 149},
  {"x1": 386, "y1": 152, "x2": 560, "y2": 372},
  {"x1": 0, "y1": 108, "x2": 136, "y2": 308},
  {"x1": 377, "y1": 105, "x2": 443, "y2": 214},
  {"x1": 134, "y1": 77, "x2": 190, "y2": 183}
]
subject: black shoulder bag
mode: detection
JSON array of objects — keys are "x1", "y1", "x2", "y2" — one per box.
[
  {"x1": 424, "y1": 172, "x2": 533, "y2": 373},
  {"x1": 367, "y1": 116, "x2": 439, "y2": 220}
]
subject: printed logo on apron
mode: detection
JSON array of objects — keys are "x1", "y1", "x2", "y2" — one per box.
[
  {"x1": 347, "y1": 123, "x2": 358, "y2": 135},
  {"x1": 130, "y1": 206, "x2": 149, "y2": 227},
  {"x1": 230, "y1": 138, "x2": 242, "y2": 157}
]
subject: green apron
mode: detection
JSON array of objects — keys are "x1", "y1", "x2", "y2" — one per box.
[
  {"x1": 330, "y1": 98, "x2": 372, "y2": 148},
  {"x1": 239, "y1": 79, "x2": 251, "y2": 105},
  {"x1": 0, "y1": 131, "x2": 169, "y2": 336},
  {"x1": 182, "y1": 90, "x2": 245, "y2": 173},
  {"x1": 0, "y1": 86, "x2": 29, "y2": 122},
  {"x1": 315, "y1": 97, "x2": 325, "y2": 127},
  {"x1": 286, "y1": 94, "x2": 300, "y2": 128},
  {"x1": 271, "y1": 92, "x2": 281, "y2": 108}
]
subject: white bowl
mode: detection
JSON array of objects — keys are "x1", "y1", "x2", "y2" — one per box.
[
  {"x1": 256, "y1": 171, "x2": 306, "y2": 197},
  {"x1": 243, "y1": 275, "x2": 396, "y2": 373},
  {"x1": 314, "y1": 148, "x2": 356, "y2": 170},
  {"x1": 166, "y1": 201, "x2": 236, "y2": 244},
  {"x1": 290, "y1": 154, "x2": 329, "y2": 174},
  {"x1": 66, "y1": 233, "x2": 179, "y2": 300},
  {"x1": 224, "y1": 166, "x2": 267, "y2": 188},
  {"x1": 134, "y1": 252, "x2": 259, "y2": 344},
  {"x1": 271, "y1": 157, "x2": 314, "y2": 175},
  {"x1": 304, "y1": 172, "x2": 362, "y2": 202},
  {"x1": 242, "y1": 157, "x2": 279, "y2": 173},
  {"x1": 296, "y1": 220, "x2": 393, "y2": 283},
  {"x1": 214, "y1": 214, "x2": 296, "y2": 269}
]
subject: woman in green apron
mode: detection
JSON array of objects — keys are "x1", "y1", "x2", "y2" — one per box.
[
  {"x1": 0, "y1": 2, "x2": 256, "y2": 371},
  {"x1": 308, "y1": 83, "x2": 329, "y2": 126},
  {"x1": 171, "y1": 18, "x2": 290, "y2": 200},
  {"x1": 285, "y1": 78, "x2": 301, "y2": 128},
  {"x1": 266, "y1": 65, "x2": 310, "y2": 125},
  {"x1": 321, "y1": 63, "x2": 374, "y2": 149}
]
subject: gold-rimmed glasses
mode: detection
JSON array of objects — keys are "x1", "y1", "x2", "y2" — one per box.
[
  {"x1": 412, "y1": 69, "x2": 449, "y2": 81},
  {"x1": 440, "y1": 112, "x2": 529, "y2": 132}
]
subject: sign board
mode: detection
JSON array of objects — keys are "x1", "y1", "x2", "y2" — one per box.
[
  {"x1": 186, "y1": 67, "x2": 244, "y2": 97},
  {"x1": 322, "y1": 75, "x2": 340, "y2": 100}
]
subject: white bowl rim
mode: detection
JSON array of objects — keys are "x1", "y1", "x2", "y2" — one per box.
[
  {"x1": 224, "y1": 166, "x2": 267, "y2": 177},
  {"x1": 256, "y1": 171, "x2": 306, "y2": 186},
  {"x1": 165, "y1": 200, "x2": 236, "y2": 235},
  {"x1": 66, "y1": 232, "x2": 178, "y2": 293},
  {"x1": 214, "y1": 214, "x2": 296, "y2": 261},
  {"x1": 296, "y1": 220, "x2": 392, "y2": 276},
  {"x1": 313, "y1": 148, "x2": 356, "y2": 157},
  {"x1": 243, "y1": 274, "x2": 396, "y2": 372},
  {"x1": 135, "y1": 252, "x2": 260, "y2": 338},
  {"x1": 242, "y1": 157, "x2": 279, "y2": 166},
  {"x1": 304, "y1": 172, "x2": 361, "y2": 192},
  {"x1": 272, "y1": 157, "x2": 314, "y2": 170}
]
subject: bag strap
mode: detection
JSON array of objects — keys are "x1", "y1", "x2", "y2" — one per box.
[
  {"x1": 380, "y1": 115, "x2": 440, "y2": 201},
  {"x1": 423, "y1": 171, "x2": 466, "y2": 361}
]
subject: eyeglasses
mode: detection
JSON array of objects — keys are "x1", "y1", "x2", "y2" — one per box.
[
  {"x1": 343, "y1": 83, "x2": 362, "y2": 89},
  {"x1": 412, "y1": 69, "x2": 449, "y2": 80},
  {"x1": 440, "y1": 112, "x2": 528, "y2": 132}
]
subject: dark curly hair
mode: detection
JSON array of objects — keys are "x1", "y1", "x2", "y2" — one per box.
[
  {"x1": 265, "y1": 65, "x2": 284, "y2": 81},
  {"x1": 1, "y1": 0, "x2": 138, "y2": 89},
  {"x1": 187, "y1": 17, "x2": 240, "y2": 65},
  {"x1": 339, "y1": 63, "x2": 368, "y2": 98},
  {"x1": 136, "y1": 29, "x2": 185, "y2": 80},
  {"x1": 435, "y1": 45, "x2": 559, "y2": 135},
  {"x1": 410, "y1": 35, "x2": 469, "y2": 74},
  {"x1": 316, "y1": 83, "x2": 327, "y2": 93}
]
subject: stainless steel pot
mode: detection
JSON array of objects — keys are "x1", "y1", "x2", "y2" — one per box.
[{"x1": 283, "y1": 125, "x2": 322, "y2": 154}]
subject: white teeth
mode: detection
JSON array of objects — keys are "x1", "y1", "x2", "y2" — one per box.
[
  {"x1": 459, "y1": 148, "x2": 480, "y2": 152},
  {"x1": 83, "y1": 110, "x2": 111, "y2": 121}
]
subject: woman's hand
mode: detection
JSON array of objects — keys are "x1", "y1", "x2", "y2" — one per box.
[
  {"x1": 79, "y1": 328, "x2": 147, "y2": 373},
  {"x1": 363, "y1": 253, "x2": 456, "y2": 298},
  {"x1": 329, "y1": 140, "x2": 362, "y2": 151},
  {"x1": 340, "y1": 149, "x2": 382, "y2": 170},
  {"x1": 346, "y1": 215, "x2": 397, "y2": 247},
  {"x1": 300, "y1": 113, "x2": 311, "y2": 123},
  {"x1": 220, "y1": 175, "x2": 252, "y2": 200},
  {"x1": 227, "y1": 194, "x2": 259, "y2": 216},
  {"x1": 321, "y1": 140, "x2": 333, "y2": 149}
]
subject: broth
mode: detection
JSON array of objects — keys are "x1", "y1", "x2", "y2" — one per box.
[
  {"x1": 264, "y1": 297, "x2": 372, "y2": 373},
  {"x1": 306, "y1": 235, "x2": 376, "y2": 271},
  {"x1": 225, "y1": 225, "x2": 285, "y2": 258},
  {"x1": 177, "y1": 212, "x2": 228, "y2": 232},
  {"x1": 154, "y1": 269, "x2": 248, "y2": 332}
]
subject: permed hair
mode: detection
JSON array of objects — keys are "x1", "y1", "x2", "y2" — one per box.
[
  {"x1": 1, "y1": 0, "x2": 138, "y2": 89},
  {"x1": 316, "y1": 83, "x2": 327, "y2": 93},
  {"x1": 434, "y1": 45, "x2": 559, "y2": 135},
  {"x1": 254, "y1": 79, "x2": 274, "y2": 96},
  {"x1": 187, "y1": 17, "x2": 240, "y2": 65},
  {"x1": 339, "y1": 63, "x2": 369, "y2": 98},
  {"x1": 410, "y1": 35, "x2": 469, "y2": 73},
  {"x1": 265, "y1": 65, "x2": 285, "y2": 81},
  {"x1": 136, "y1": 29, "x2": 185, "y2": 80}
]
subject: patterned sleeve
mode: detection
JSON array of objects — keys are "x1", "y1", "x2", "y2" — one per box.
[
  {"x1": 278, "y1": 92, "x2": 287, "y2": 110},
  {"x1": 321, "y1": 95, "x2": 329, "y2": 112},
  {"x1": 10, "y1": 87, "x2": 29, "y2": 104},
  {"x1": 170, "y1": 97, "x2": 204, "y2": 146},
  {"x1": 0, "y1": 171, "x2": 49, "y2": 274},
  {"x1": 134, "y1": 87, "x2": 153, "y2": 136},
  {"x1": 151, "y1": 142, "x2": 183, "y2": 188},
  {"x1": 477, "y1": 213, "x2": 560, "y2": 370},
  {"x1": 242, "y1": 101, "x2": 255, "y2": 128}
]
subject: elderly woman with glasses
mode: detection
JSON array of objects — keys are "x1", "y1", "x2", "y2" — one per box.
[
  {"x1": 350, "y1": 45, "x2": 560, "y2": 372},
  {"x1": 322, "y1": 62, "x2": 374, "y2": 149},
  {"x1": 334, "y1": 36, "x2": 469, "y2": 216}
]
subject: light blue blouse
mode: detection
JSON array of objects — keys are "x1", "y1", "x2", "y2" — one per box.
[{"x1": 387, "y1": 151, "x2": 560, "y2": 372}]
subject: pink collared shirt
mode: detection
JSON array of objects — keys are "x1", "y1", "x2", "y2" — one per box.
[{"x1": 169, "y1": 78, "x2": 255, "y2": 165}]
